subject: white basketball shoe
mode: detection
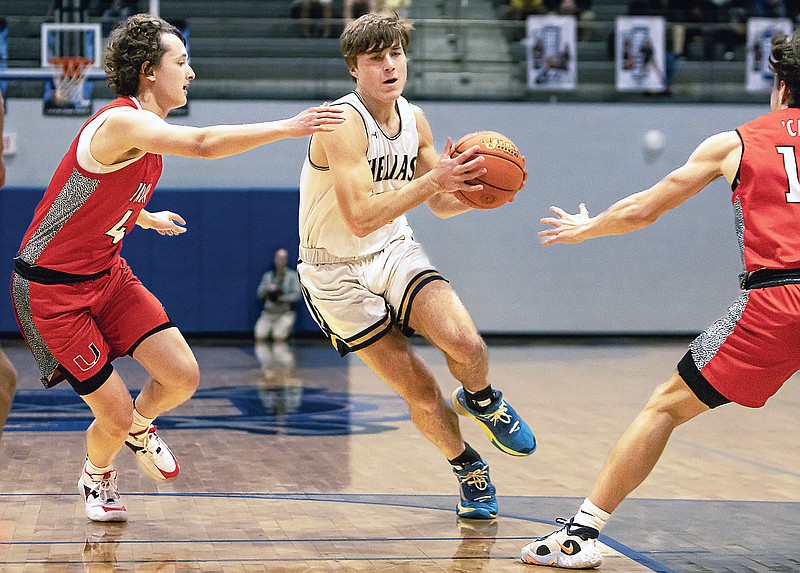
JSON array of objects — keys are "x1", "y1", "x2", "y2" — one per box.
[
  {"x1": 521, "y1": 518, "x2": 603, "y2": 569},
  {"x1": 125, "y1": 424, "x2": 180, "y2": 481},
  {"x1": 78, "y1": 469, "x2": 128, "y2": 523}
]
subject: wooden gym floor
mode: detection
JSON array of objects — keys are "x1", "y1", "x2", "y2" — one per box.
[{"x1": 0, "y1": 336, "x2": 798, "y2": 572}]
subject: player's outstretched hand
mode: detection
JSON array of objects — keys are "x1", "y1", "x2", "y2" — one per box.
[
  {"x1": 429, "y1": 137, "x2": 486, "y2": 195},
  {"x1": 538, "y1": 203, "x2": 590, "y2": 245},
  {"x1": 285, "y1": 102, "x2": 346, "y2": 137},
  {"x1": 140, "y1": 210, "x2": 187, "y2": 236}
]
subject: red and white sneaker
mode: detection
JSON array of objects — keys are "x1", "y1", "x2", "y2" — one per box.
[
  {"x1": 125, "y1": 424, "x2": 180, "y2": 481},
  {"x1": 78, "y1": 469, "x2": 127, "y2": 523}
]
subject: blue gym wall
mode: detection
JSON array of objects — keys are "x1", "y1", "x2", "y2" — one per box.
[
  {"x1": 0, "y1": 186, "x2": 316, "y2": 334},
  {"x1": 0, "y1": 98, "x2": 769, "y2": 335}
]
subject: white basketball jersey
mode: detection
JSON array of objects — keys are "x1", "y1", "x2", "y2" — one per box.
[{"x1": 299, "y1": 91, "x2": 418, "y2": 263}]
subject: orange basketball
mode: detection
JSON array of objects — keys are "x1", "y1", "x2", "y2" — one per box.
[{"x1": 450, "y1": 131, "x2": 527, "y2": 210}]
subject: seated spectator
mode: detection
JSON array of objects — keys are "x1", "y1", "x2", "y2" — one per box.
[
  {"x1": 713, "y1": 0, "x2": 748, "y2": 60},
  {"x1": 344, "y1": 0, "x2": 377, "y2": 23},
  {"x1": 545, "y1": 0, "x2": 596, "y2": 40},
  {"x1": 683, "y1": 0, "x2": 718, "y2": 60},
  {"x1": 502, "y1": 0, "x2": 547, "y2": 41},
  {"x1": 625, "y1": 0, "x2": 685, "y2": 93},
  {"x1": 291, "y1": 0, "x2": 334, "y2": 38},
  {"x1": 504, "y1": 0, "x2": 548, "y2": 20},
  {"x1": 749, "y1": 0, "x2": 788, "y2": 17}
]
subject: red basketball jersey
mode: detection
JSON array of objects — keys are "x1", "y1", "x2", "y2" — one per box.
[
  {"x1": 17, "y1": 97, "x2": 162, "y2": 275},
  {"x1": 736, "y1": 108, "x2": 800, "y2": 271}
]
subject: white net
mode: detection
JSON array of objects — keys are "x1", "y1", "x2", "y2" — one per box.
[{"x1": 50, "y1": 57, "x2": 90, "y2": 104}]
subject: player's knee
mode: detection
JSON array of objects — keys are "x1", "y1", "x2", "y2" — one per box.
[
  {"x1": 99, "y1": 407, "x2": 134, "y2": 440},
  {"x1": 448, "y1": 333, "x2": 487, "y2": 368},
  {"x1": 172, "y1": 357, "x2": 200, "y2": 399},
  {"x1": 409, "y1": 393, "x2": 448, "y2": 418},
  {"x1": 643, "y1": 378, "x2": 700, "y2": 426}
]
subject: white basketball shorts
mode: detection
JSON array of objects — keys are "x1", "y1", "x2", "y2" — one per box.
[{"x1": 298, "y1": 237, "x2": 447, "y2": 356}]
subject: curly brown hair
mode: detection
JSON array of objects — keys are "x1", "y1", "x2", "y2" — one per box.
[
  {"x1": 770, "y1": 32, "x2": 800, "y2": 107},
  {"x1": 340, "y1": 11, "x2": 413, "y2": 81},
  {"x1": 104, "y1": 13, "x2": 184, "y2": 96}
]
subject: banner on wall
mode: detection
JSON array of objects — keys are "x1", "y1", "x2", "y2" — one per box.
[
  {"x1": 746, "y1": 17, "x2": 793, "y2": 92},
  {"x1": 525, "y1": 15, "x2": 577, "y2": 90},
  {"x1": 615, "y1": 16, "x2": 666, "y2": 92}
]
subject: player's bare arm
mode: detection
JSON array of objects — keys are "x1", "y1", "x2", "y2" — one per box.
[
  {"x1": 539, "y1": 130, "x2": 742, "y2": 246},
  {"x1": 90, "y1": 104, "x2": 344, "y2": 165},
  {"x1": 317, "y1": 106, "x2": 485, "y2": 237},
  {"x1": 136, "y1": 210, "x2": 187, "y2": 236},
  {"x1": 413, "y1": 107, "x2": 476, "y2": 219}
]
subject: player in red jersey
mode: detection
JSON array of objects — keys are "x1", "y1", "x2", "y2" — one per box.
[
  {"x1": 0, "y1": 90, "x2": 18, "y2": 444},
  {"x1": 10, "y1": 13, "x2": 343, "y2": 523},
  {"x1": 520, "y1": 32, "x2": 800, "y2": 569}
]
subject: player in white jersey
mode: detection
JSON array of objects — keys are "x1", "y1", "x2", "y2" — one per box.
[{"x1": 298, "y1": 11, "x2": 536, "y2": 520}]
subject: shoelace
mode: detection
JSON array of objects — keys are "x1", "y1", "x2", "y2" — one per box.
[
  {"x1": 480, "y1": 403, "x2": 512, "y2": 425},
  {"x1": 96, "y1": 474, "x2": 119, "y2": 503},
  {"x1": 554, "y1": 517, "x2": 598, "y2": 541},
  {"x1": 134, "y1": 425, "x2": 163, "y2": 455},
  {"x1": 458, "y1": 467, "x2": 489, "y2": 491}
]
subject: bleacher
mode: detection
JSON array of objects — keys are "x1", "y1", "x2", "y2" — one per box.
[{"x1": 0, "y1": 0, "x2": 769, "y2": 103}]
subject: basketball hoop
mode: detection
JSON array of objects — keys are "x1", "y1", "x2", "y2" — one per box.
[{"x1": 49, "y1": 57, "x2": 92, "y2": 104}]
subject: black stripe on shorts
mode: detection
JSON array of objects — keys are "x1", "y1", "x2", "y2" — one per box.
[
  {"x1": 63, "y1": 361, "x2": 115, "y2": 396},
  {"x1": 677, "y1": 351, "x2": 731, "y2": 409}
]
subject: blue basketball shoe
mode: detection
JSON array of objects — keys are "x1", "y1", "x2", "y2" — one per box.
[
  {"x1": 453, "y1": 459, "x2": 498, "y2": 520},
  {"x1": 452, "y1": 388, "x2": 536, "y2": 456}
]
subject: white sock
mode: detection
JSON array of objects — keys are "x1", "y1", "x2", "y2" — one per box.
[
  {"x1": 572, "y1": 498, "x2": 611, "y2": 532},
  {"x1": 130, "y1": 401, "x2": 155, "y2": 435},
  {"x1": 83, "y1": 458, "x2": 112, "y2": 482}
]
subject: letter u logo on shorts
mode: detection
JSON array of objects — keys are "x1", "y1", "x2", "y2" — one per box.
[{"x1": 73, "y1": 343, "x2": 101, "y2": 372}]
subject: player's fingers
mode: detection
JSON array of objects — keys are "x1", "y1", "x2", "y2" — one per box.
[
  {"x1": 457, "y1": 154, "x2": 485, "y2": 172},
  {"x1": 538, "y1": 228, "x2": 561, "y2": 239},
  {"x1": 455, "y1": 145, "x2": 481, "y2": 161},
  {"x1": 170, "y1": 213, "x2": 187, "y2": 225},
  {"x1": 317, "y1": 110, "x2": 345, "y2": 120},
  {"x1": 442, "y1": 137, "x2": 454, "y2": 157},
  {"x1": 459, "y1": 165, "x2": 487, "y2": 182}
]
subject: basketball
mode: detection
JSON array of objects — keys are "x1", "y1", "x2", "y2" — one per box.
[{"x1": 450, "y1": 131, "x2": 527, "y2": 210}]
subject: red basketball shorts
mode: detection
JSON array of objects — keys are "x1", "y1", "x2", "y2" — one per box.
[
  {"x1": 679, "y1": 284, "x2": 800, "y2": 408},
  {"x1": 11, "y1": 258, "x2": 173, "y2": 395}
]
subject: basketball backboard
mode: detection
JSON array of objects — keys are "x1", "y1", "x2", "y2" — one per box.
[{"x1": 0, "y1": 23, "x2": 105, "y2": 82}]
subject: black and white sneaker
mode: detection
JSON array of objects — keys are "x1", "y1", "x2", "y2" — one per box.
[{"x1": 521, "y1": 518, "x2": 603, "y2": 569}]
